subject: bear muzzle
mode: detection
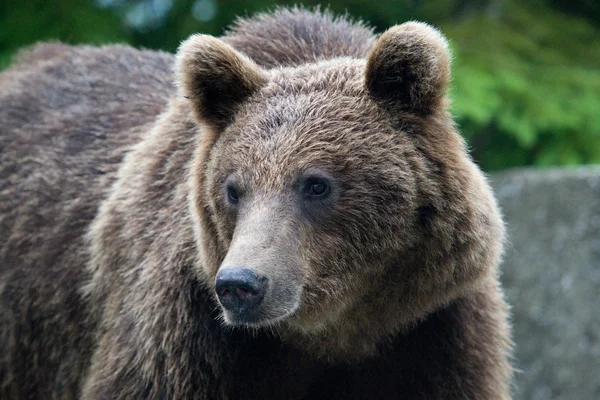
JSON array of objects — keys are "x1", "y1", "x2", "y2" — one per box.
[{"x1": 215, "y1": 262, "x2": 303, "y2": 326}]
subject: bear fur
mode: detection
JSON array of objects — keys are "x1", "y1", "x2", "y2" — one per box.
[{"x1": 0, "y1": 7, "x2": 512, "y2": 399}]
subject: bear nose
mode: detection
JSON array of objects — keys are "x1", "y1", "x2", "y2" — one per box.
[{"x1": 215, "y1": 268, "x2": 268, "y2": 313}]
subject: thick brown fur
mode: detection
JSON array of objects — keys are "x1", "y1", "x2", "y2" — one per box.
[
  {"x1": 1, "y1": 7, "x2": 512, "y2": 399},
  {"x1": 223, "y1": 7, "x2": 375, "y2": 68}
]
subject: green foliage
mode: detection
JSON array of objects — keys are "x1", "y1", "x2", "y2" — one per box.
[
  {"x1": 0, "y1": 0, "x2": 127, "y2": 68},
  {"x1": 1, "y1": 0, "x2": 598, "y2": 171},
  {"x1": 443, "y1": 1, "x2": 600, "y2": 170}
]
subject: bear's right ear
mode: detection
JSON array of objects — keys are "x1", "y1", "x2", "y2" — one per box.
[{"x1": 175, "y1": 34, "x2": 268, "y2": 130}]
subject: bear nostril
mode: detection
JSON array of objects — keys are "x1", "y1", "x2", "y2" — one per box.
[
  {"x1": 218, "y1": 285, "x2": 254, "y2": 298},
  {"x1": 215, "y1": 268, "x2": 268, "y2": 314}
]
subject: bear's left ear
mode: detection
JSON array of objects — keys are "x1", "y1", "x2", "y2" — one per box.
[
  {"x1": 365, "y1": 22, "x2": 451, "y2": 115},
  {"x1": 175, "y1": 34, "x2": 268, "y2": 129}
]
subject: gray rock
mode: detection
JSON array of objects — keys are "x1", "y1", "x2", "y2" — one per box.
[{"x1": 491, "y1": 167, "x2": 600, "y2": 400}]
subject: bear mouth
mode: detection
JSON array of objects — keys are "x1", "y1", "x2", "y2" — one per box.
[{"x1": 219, "y1": 299, "x2": 301, "y2": 328}]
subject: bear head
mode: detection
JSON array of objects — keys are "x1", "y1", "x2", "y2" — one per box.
[{"x1": 176, "y1": 23, "x2": 504, "y2": 358}]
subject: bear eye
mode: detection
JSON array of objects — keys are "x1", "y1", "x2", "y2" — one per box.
[
  {"x1": 227, "y1": 185, "x2": 240, "y2": 204},
  {"x1": 302, "y1": 177, "x2": 331, "y2": 199}
]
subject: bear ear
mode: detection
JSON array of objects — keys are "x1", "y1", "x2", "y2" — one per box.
[
  {"x1": 175, "y1": 34, "x2": 268, "y2": 129},
  {"x1": 365, "y1": 22, "x2": 451, "y2": 115}
]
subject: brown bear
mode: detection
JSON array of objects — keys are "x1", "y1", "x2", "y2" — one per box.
[{"x1": 0, "y1": 7, "x2": 512, "y2": 399}]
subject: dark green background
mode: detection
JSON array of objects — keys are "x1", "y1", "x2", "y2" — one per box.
[{"x1": 2, "y1": 0, "x2": 599, "y2": 171}]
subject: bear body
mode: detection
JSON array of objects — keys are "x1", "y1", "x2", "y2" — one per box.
[{"x1": 0, "y1": 8, "x2": 512, "y2": 399}]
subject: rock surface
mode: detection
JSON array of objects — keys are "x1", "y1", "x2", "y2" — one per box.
[{"x1": 491, "y1": 167, "x2": 600, "y2": 400}]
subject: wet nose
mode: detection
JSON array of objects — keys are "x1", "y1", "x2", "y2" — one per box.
[{"x1": 216, "y1": 268, "x2": 268, "y2": 313}]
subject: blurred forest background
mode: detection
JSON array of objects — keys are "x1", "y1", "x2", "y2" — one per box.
[{"x1": 1, "y1": 0, "x2": 599, "y2": 171}]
